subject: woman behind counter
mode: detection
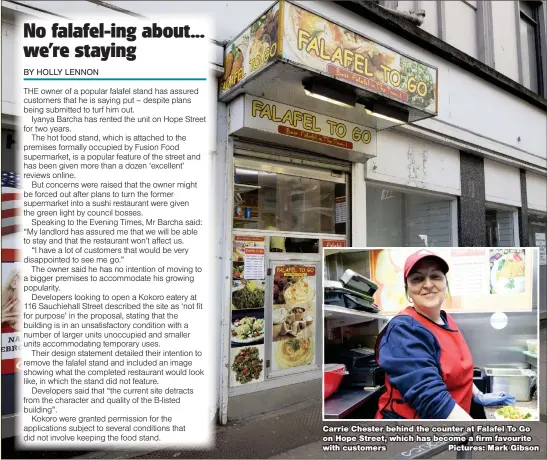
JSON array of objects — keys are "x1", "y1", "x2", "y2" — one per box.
[{"x1": 375, "y1": 249, "x2": 514, "y2": 420}]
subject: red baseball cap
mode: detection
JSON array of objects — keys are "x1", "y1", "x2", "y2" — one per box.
[{"x1": 403, "y1": 249, "x2": 449, "y2": 281}]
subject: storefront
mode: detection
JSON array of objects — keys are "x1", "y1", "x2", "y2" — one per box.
[
  {"x1": 216, "y1": 0, "x2": 440, "y2": 421},
  {"x1": 364, "y1": 130, "x2": 461, "y2": 248},
  {"x1": 229, "y1": 148, "x2": 349, "y2": 391}
]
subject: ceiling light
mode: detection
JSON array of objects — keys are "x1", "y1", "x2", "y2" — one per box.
[
  {"x1": 304, "y1": 89, "x2": 355, "y2": 108},
  {"x1": 364, "y1": 102, "x2": 410, "y2": 124},
  {"x1": 303, "y1": 78, "x2": 356, "y2": 108}
]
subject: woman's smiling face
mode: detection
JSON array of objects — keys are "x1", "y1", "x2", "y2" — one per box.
[{"x1": 406, "y1": 258, "x2": 447, "y2": 309}]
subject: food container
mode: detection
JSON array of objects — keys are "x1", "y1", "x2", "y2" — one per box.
[
  {"x1": 234, "y1": 206, "x2": 243, "y2": 218},
  {"x1": 244, "y1": 207, "x2": 252, "y2": 219},
  {"x1": 291, "y1": 305, "x2": 307, "y2": 321},
  {"x1": 324, "y1": 364, "x2": 347, "y2": 399},
  {"x1": 526, "y1": 339, "x2": 538, "y2": 354},
  {"x1": 484, "y1": 367, "x2": 535, "y2": 402},
  {"x1": 272, "y1": 308, "x2": 287, "y2": 339}
]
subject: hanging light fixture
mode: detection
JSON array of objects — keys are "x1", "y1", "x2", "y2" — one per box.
[
  {"x1": 363, "y1": 101, "x2": 410, "y2": 124},
  {"x1": 302, "y1": 77, "x2": 356, "y2": 108}
]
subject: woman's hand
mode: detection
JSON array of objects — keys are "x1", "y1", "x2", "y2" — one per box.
[{"x1": 474, "y1": 392, "x2": 516, "y2": 406}]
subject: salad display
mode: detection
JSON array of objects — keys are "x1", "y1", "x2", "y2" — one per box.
[
  {"x1": 495, "y1": 406, "x2": 534, "y2": 420},
  {"x1": 231, "y1": 316, "x2": 265, "y2": 343},
  {"x1": 231, "y1": 347, "x2": 263, "y2": 384},
  {"x1": 232, "y1": 280, "x2": 265, "y2": 310}
]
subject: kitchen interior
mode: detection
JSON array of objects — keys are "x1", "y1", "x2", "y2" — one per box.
[{"x1": 323, "y1": 249, "x2": 542, "y2": 421}]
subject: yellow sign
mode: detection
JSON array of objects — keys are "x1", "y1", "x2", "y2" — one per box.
[
  {"x1": 220, "y1": 3, "x2": 280, "y2": 93},
  {"x1": 283, "y1": 2, "x2": 437, "y2": 113},
  {"x1": 220, "y1": 1, "x2": 438, "y2": 114},
  {"x1": 242, "y1": 96, "x2": 376, "y2": 154}
]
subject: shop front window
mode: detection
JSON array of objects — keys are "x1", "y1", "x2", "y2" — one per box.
[
  {"x1": 528, "y1": 213, "x2": 546, "y2": 313},
  {"x1": 234, "y1": 167, "x2": 346, "y2": 236},
  {"x1": 230, "y1": 159, "x2": 347, "y2": 389},
  {"x1": 366, "y1": 184, "x2": 454, "y2": 247},
  {"x1": 528, "y1": 213, "x2": 547, "y2": 249},
  {"x1": 485, "y1": 208, "x2": 516, "y2": 247}
]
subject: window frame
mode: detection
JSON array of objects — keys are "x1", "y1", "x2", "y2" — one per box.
[
  {"x1": 516, "y1": 1, "x2": 545, "y2": 96},
  {"x1": 364, "y1": 181, "x2": 459, "y2": 248},
  {"x1": 485, "y1": 202, "x2": 520, "y2": 247},
  {"x1": 232, "y1": 157, "x2": 349, "y2": 238}
]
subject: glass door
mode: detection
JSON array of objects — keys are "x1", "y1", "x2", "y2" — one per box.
[{"x1": 266, "y1": 259, "x2": 320, "y2": 379}]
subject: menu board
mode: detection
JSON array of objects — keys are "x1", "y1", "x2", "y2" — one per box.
[
  {"x1": 449, "y1": 248, "x2": 487, "y2": 296},
  {"x1": 271, "y1": 264, "x2": 316, "y2": 371},
  {"x1": 230, "y1": 235, "x2": 266, "y2": 387},
  {"x1": 335, "y1": 197, "x2": 347, "y2": 224},
  {"x1": 244, "y1": 247, "x2": 265, "y2": 280},
  {"x1": 370, "y1": 248, "x2": 535, "y2": 314}
]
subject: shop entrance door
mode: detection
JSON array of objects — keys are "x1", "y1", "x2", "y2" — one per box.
[{"x1": 266, "y1": 258, "x2": 320, "y2": 379}]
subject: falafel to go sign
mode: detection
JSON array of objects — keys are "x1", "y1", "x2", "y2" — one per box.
[
  {"x1": 220, "y1": 2, "x2": 280, "y2": 93},
  {"x1": 275, "y1": 266, "x2": 316, "y2": 277},
  {"x1": 219, "y1": 1, "x2": 438, "y2": 115},
  {"x1": 232, "y1": 95, "x2": 376, "y2": 156}
]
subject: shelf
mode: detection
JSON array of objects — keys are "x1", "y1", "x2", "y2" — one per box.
[
  {"x1": 234, "y1": 184, "x2": 261, "y2": 194},
  {"x1": 234, "y1": 217, "x2": 258, "y2": 222},
  {"x1": 324, "y1": 387, "x2": 384, "y2": 419},
  {"x1": 522, "y1": 351, "x2": 537, "y2": 359},
  {"x1": 324, "y1": 249, "x2": 368, "y2": 257},
  {"x1": 324, "y1": 304, "x2": 387, "y2": 327}
]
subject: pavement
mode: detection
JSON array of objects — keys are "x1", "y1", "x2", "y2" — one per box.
[
  {"x1": 77, "y1": 398, "x2": 323, "y2": 460},
  {"x1": 75, "y1": 398, "x2": 547, "y2": 460},
  {"x1": 78, "y1": 399, "x2": 547, "y2": 460}
]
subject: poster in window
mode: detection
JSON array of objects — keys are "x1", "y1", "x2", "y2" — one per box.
[
  {"x1": 535, "y1": 233, "x2": 546, "y2": 265},
  {"x1": 489, "y1": 249, "x2": 526, "y2": 294},
  {"x1": 272, "y1": 338, "x2": 315, "y2": 371},
  {"x1": 232, "y1": 236, "x2": 266, "y2": 311},
  {"x1": 335, "y1": 197, "x2": 346, "y2": 224},
  {"x1": 272, "y1": 264, "x2": 316, "y2": 370},
  {"x1": 230, "y1": 344, "x2": 265, "y2": 387},
  {"x1": 272, "y1": 265, "x2": 316, "y2": 342},
  {"x1": 231, "y1": 310, "x2": 264, "y2": 348}
]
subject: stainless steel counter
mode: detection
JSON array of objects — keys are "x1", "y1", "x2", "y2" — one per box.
[{"x1": 323, "y1": 386, "x2": 384, "y2": 419}]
